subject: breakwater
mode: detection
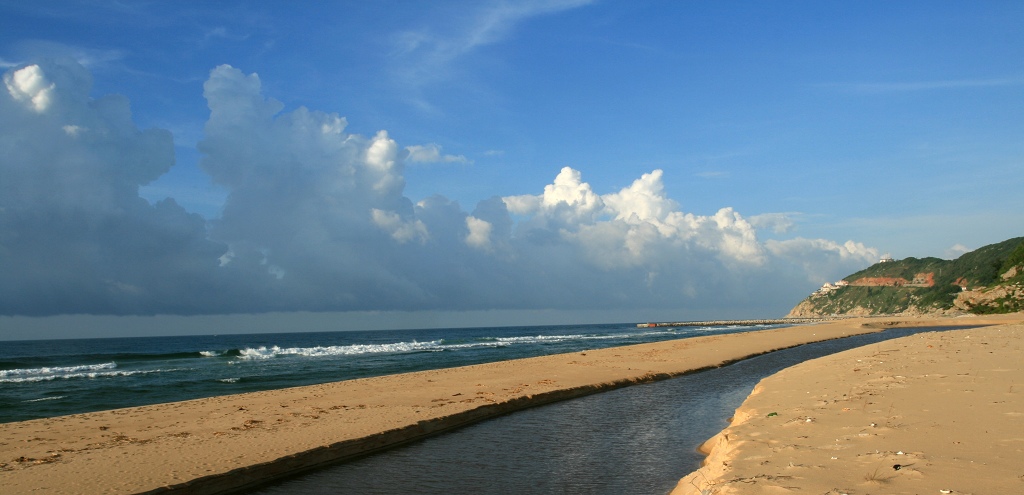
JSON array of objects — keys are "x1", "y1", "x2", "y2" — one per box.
[{"x1": 636, "y1": 317, "x2": 843, "y2": 328}]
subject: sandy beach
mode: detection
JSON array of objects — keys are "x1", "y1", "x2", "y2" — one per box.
[
  {"x1": 673, "y1": 313, "x2": 1024, "y2": 495},
  {"x1": 0, "y1": 315, "x2": 1017, "y2": 494}
]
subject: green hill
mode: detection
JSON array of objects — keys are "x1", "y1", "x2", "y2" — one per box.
[{"x1": 787, "y1": 236, "x2": 1024, "y2": 317}]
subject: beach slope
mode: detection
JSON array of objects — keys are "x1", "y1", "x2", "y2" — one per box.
[{"x1": 673, "y1": 314, "x2": 1024, "y2": 495}]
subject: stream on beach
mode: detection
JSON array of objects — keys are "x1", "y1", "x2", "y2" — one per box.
[{"x1": 250, "y1": 325, "x2": 971, "y2": 495}]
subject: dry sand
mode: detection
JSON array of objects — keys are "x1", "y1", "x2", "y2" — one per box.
[
  {"x1": 673, "y1": 313, "x2": 1024, "y2": 495},
  {"x1": 1, "y1": 315, "x2": 1016, "y2": 494}
]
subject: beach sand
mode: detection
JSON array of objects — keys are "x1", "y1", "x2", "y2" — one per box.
[
  {"x1": 1, "y1": 315, "x2": 1015, "y2": 494},
  {"x1": 672, "y1": 313, "x2": 1024, "y2": 495}
]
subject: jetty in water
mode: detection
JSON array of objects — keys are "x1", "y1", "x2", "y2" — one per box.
[{"x1": 636, "y1": 317, "x2": 844, "y2": 328}]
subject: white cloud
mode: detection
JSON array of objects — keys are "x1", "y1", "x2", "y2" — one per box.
[
  {"x1": 945, "y1": 243, "x2": 972, "y2": 259},
  {"x1": 372, "y1": 208, "x2": 429, "y2": 244},
  {"x1": 504, "y1": 168, "x2": 768, "y2": 268},
  {"x1": 709, "y1": 207, "x2": 765, "y2": 264},
  {"x1": 365, "y1": 130, "x2": 405, "y2": 193},
  {"x1": 603, "y1": 169, "x2": 676, "y2": 224},
  {"x1": 749, "y1": 212, "x2": 795, "y2": 234},
  {"x1": 394, "y1": 0, "x2": 593, "y2": 69},
  {"x1": 389, "y1": 0, "x2": 594, "y2": 107},
  {"x1": 503, "y1": 166, "x2": 604, "y2": 226},
  {"x1": 406, "y1": 143, "x2": 471, "y2": 164},
  {"x1": 764, "y1": 238, "x2": 879, "y2": 285},
  {"x1": 765, "y1": 238, "x2": 877, "y2": 262},
  {"x1": 464, "y1": 216, "x2": 493, "y2": 251},
  {"x1": 4, "y1": 64, "x2": 56, "y2": 112}
]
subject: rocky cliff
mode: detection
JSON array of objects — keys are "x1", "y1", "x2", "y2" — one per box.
[{"x1": 787, "y1": 236, "x2": 1024, "y2": 317}]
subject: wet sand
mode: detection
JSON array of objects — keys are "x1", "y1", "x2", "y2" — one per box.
[
  {"x1": 0, "y1": 315, "x2": 1014, "y2": 494},
  {"x1": 672, "y1": 313, "x2": 1024, "y2": 495}
]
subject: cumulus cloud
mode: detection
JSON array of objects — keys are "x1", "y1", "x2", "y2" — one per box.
[
  {"x1": 5, "y1": 64, "x2": 56, "y2": 112},
  {"x1": 193, "y1": 66, "x2": 879, "y2": 314},
  {"x1": 1, "y1": 61, "x2": 881, "y2": 318},
  {"x1": 0, "y1": 59, "x2": 227, "y2": 315},
  {"x1": 464, "y1": 216, "x2": 493, "y2": 251},
  {"x1": 764, "y1": 238, "x2": 879, "y2": 285},
  {"x1": 372, "y1": 208, "x2": 429, "y2": 244}
]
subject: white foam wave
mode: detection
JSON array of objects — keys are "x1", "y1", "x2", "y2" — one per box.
[
  {"x1": 0, "y1": 367, "x2": 180, "y2": 384},
  {"x1": 230, "y1": 328, "x2": 712, "y2": 362},
  {"x1": 0, "y1": 362, "x2": 117, "y2": 379},
  {"x1": 236, "y1": 341, "x2": 446, "y2": 360},
  {"x1": 200, "y1": 350, "x2": 224, "y2": 357},
  {"x1": 230, "y1": 330, "x2": 688, "y2": 361},
  {"x1": 495, "y1": 334, "x2": 587, "y2": 343},
  {"x1": 24, "y1": 395, "x2": 66, "y2": 402},
  {"x1": 218, "y1": 377, "x2": 240, "y2": 383},
  {"x1": 494, "y1": 329, "x2": 682, "y2": 343}
]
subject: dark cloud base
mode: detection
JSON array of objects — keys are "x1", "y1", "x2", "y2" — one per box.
[{"x1": 0, "y1": 60, "x2": 877, "y2": 319}]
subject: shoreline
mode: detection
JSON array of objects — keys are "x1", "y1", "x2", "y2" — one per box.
[
  {"x1": 0, "y1": 315, "x2": 1009, "y2": 494},
  {"x1": 671, "y1": 312, "x2": 1024, "y2": 495},
  {"x1": 638, "y1": 317, "x2": 846, "y2": 328}
]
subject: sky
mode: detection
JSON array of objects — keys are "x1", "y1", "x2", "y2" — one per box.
[{"x1": 1, "y1": 1, "x2": 1022, "y2": 339}]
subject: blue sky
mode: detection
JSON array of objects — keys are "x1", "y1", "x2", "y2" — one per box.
[{"x1": 1, "y1": 1, "x2": 1021, "y2": 338}]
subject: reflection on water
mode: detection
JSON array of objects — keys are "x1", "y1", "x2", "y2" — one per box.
[{"x1": 251, "y1": 326, "x2": 969, "y2": 495}]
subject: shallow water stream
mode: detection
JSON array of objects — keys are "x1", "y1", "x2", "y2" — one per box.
[{"x1": 251, "y1": 326, "x2": 969, "y2": 495}]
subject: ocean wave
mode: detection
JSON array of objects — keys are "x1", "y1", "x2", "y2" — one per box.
[
  {"x1": 23, "y1": 396, "x2": 66, "y2": 402},
  {"x1": 494, "y1": 334, "x2": 587, "y2": 343},
  {"x1": 198, "y1": 349, "x2": 248, "y2": 358},
  {"x1": 26, "y1": 349, "x2": 258, "y2": 366},
  {"x1": 229, "y1": 330, "x2": 691, "y2": 361},
  {"x1": 0, "y1": 366, "x2": 182, "y2": 384},
  {"x1": 235, "y1": 341, "x2": 447, "y2": 360},
  {"x1": 0, "y1": 362, "x2": 117, "y2": 379},
  {"x1": 492, "y1": 329, "x2": 683, "y2": 344}
]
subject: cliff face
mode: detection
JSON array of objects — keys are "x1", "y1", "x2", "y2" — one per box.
[
  {"x1": 786, "y1": 300, "x2": 874, "y2": 318},
  {"x1": 849, "y1": 272, "x2": 935, "y2": 288},
  {"x1": 952, "y1": 284, "x2": 1024, "y2": 313},
  {"x1": 787, "y1": 237, "x2": 1024, "y2": 317}
]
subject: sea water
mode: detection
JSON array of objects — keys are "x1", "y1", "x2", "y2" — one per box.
[{"x1": 0, "y1": 322, "x2": 783, "y2": 424}]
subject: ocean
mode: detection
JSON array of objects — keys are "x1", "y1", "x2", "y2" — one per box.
[{"x1": 0, "y1": 321, "x2": 784, "y2": 424}]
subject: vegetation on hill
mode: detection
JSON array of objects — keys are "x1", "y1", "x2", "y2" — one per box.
[{"x1": 788, "y1": 236, "x2": 1024, "y2": 317}]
